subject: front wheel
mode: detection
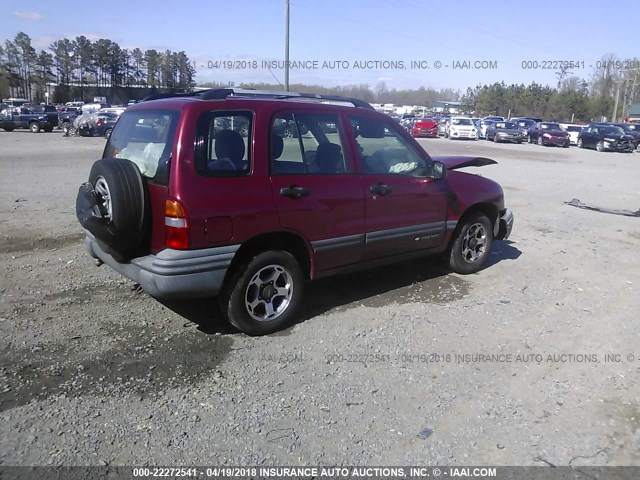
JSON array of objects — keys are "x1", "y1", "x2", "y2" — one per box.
[
  {"x1": 30, "y1": 122, "x2": 40, "y2": 133},
  {"x1": 493, "y1": 135, "x2": 499, "y2": 143},
  {"x1": 104, "y1": 128, "x2": 113, "y2": 139},
  {"x1": 596, "y1": 141, "x2": 604, "y2": 152},
  {"x1": 448, "y1": 213, "x2": 493, "y2": 274},
  {"x1": 577, "y1": 138, "x2": 583, "y2": 148},
  {"x1": 537, "y1": 136, "x2": 544, "y2": 146},
  {"x1": 222, "y1": 251, "x2": 304, "y2": 335}
]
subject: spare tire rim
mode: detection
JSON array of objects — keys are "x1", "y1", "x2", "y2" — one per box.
[
  {"x1": 245, "y1": 264, "x2": 293, "y2": 322},
  {"x1": 93, "y1": 176, "x2": 113, "y2": 220},
  {"x1": 462, "y1": 222, "x2": 487, "y2": 263}
]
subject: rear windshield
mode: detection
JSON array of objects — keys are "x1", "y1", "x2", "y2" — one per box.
[{"x1": 103, "y1": 109, "x2": 178, "y2": 185}]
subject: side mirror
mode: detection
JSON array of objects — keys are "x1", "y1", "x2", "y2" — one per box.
[{"x1": 431, "y1": 161, "x2": 446, "y2": 179}]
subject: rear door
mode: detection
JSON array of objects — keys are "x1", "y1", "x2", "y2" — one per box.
[
  {"x1": 269, "y1": 110, "x2": 365, "y2": 273},
  {"x1": 347, "y1": 114, "x2": 448, "y2": 261}
]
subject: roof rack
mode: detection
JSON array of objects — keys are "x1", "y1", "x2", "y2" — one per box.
[{"x1": 141, "y1": 88, "x2": 374, "y2": 109}]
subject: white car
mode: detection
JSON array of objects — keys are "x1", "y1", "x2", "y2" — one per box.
[
  {"x1": 560, "y1": 123, "x2": 584, "y2": 146},
  {"x1": 479, "y1": 119, "x2": 496, "y2": 139},
  {"x1": 448, "y1": 116, "x2": 478, "y2": 140}
]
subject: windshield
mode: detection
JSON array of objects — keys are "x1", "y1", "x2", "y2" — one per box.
[
  {"x1": 541, "y1": 123, "x2": 561, "y2": 130},
  {"x1": 451, "y1": 118, "x2": 473, "y2": 126},
  {"x1": 601, "y1": 126, "x2": 625, "y2": 135},
  {"x1": 495, "y1": 122, "x2": 516, "y2": 129},
  {"x1": 103, "y1": 109, "x2": 179, "y2": 185}
]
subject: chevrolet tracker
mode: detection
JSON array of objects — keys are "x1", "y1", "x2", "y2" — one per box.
[{"x1": 76, "y1": 88, "x2": 514, "y2": 335}]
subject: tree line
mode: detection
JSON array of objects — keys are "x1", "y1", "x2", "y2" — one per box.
[{"x1": 0, "y1": 32, "x2": 196, "y2": 103}]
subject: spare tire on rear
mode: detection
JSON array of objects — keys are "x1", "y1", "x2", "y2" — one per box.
[{"x1": 76, "y1": 158, "x2": 149, "y2": 260}]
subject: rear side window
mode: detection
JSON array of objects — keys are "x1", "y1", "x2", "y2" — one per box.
[
  {"x1": 103, "y1": 109, "x2": 178, "y2": 185},
  {"x1": 195, "y1": 111, "x2": 252, "y2": 176},
  {"x1": 270, "y1": 112, "x2": 349, "y2": 175}
]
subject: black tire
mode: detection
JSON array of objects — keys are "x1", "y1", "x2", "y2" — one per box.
[
  {"x1": 493, "y1": 134, "x2": 499, "y2": 143},
  {"x1": 3, "y1": 127, "x2": 14, "y2": 132},
  {"x1": 537, "y1": 136, "x2": 543, "y2": 146},
  {"x1": 104, "y1": 128, "x2": 113, "y2": 139},
  {"x1": 517, "y1": 140, "x2": 522, "y2": 144},
  {"x1": 448, "y1": 212, "x2": 494, "y2": 274},
  {"x1": 577, "y1": 138, "x2": 583, "y2": 148},
  {"x1": 30, "y1": 122, "x2": 40, "y2": 133},
  {"x1": 221, "y1": 251, "x2": 304, "y2": 336},
  {"x1": 44, "y1": 127, "x2": 53, "y2": 133},
  {"x1": 563, "y1": 141, "x2": 570, "y2": 148},
  {"x1": 596, "y1": 141, "x2": 604, "y2": 152},
  {"x1": 80, "y1": 159, "x2": 149, "y2": 260}
]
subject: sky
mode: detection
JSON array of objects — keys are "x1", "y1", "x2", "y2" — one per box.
[{"x1": 3, "y1": 0, "x2": 640, "y2": 93}]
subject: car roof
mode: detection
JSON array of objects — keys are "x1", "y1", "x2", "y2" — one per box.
[{"x1": 132, "y1": 88, "x2": 376, "y2": 112}]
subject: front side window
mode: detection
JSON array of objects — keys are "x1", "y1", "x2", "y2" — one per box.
[
  {"x1": 270, "y1": 112, "x2": 349, "y2": 175},
  {"x1": 195, "y1": 111, "x2": 252, "y2": 177},
  {"x1": 104, "y1": 109, "x2": 178, "y2": 185},
  {"x1": 349, "y1": 116, "x2": 427, "y2": 176}
]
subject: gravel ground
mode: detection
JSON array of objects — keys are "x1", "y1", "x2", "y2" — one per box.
[{"x1": 1, "y1": 130, "x2": 639, "y2": 467}]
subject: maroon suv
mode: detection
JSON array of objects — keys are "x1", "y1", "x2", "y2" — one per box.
[{"x1": 76, "y1": 89, "x2": 514, "y2": 335}]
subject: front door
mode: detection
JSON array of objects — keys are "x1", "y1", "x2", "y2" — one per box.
[{"x1": 347, "y1": 115, "x2": 448, "y2": 261}]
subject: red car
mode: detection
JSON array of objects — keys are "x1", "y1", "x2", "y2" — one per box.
[
  {"x1": 76, "y1": 89, "x2": 514, "y2": 335},
  {"x1": 412, "y1": 117, "x2": 439, "y2": 137}
]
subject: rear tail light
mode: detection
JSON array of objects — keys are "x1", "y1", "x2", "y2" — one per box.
[
  {"x1": 97, "y1": 119, "x2": 103, "y2": 126},
  {"x1": 164, "y1": 199, "x2": 189, "y2": 249}
]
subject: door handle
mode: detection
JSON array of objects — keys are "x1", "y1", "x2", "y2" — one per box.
[
  {"x1": 279, "y1": 185, "x2": 310, "y2": 199},
  {"x1": 370, "y1": 183, "x2": 392, "y2": 196}
]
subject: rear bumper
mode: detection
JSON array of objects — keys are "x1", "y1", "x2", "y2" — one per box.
[
  {"x1": 85, "y1": 233, "x2": 239, "y2": 299},
  {"x1": 495, "y1": 208, "x2": 514, "y2": 240}
]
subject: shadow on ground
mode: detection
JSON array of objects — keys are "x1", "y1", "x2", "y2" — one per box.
[{"x1": 161, "y1": 240, "x2": 523, "y2": 335}]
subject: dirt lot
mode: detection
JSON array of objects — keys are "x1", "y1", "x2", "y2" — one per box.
[{"x1": 1, "y1": 130, "x2": 639, "y2": 467}]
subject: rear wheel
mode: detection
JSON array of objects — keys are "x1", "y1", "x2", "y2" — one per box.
[
  {"x1": 104, "y1": 128, "x2": 113, "y2": 139},
  {"x1": 30, "y1": 122, "x2": 40, "y2": 133},
  {"x1": 596, "y1": 141, "x2": 604, "y2": 152},
  {"x1": 44, "y1": 126, "x2": 53, "y2": 133},
  {"x1": 537, "y1": 136, "x2": 544, "y2": 146},
  {"x1": 221, "y1": 251, "x2": 304, "y2": 335},
  {"x1": 577, "y1": 138, "x2": 583, "y2": 148},
  {"x1": 493, "y1": 135, "x2": 499, "y2": 143},
  {"x1": 448, "y1": 212, "x2": 493, "y2": 274}
]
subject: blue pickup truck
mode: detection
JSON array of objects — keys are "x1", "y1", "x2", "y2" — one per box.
[{"x1": 0, "y1": 106, "x2": 54, "y2": 132}]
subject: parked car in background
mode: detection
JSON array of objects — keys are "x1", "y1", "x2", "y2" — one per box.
[
  {"x1": 611, "y1": 123, "x2": 640, "y2": 149},
  {"x1": 511, "y1": 118, "x2": 537, "y2": 141},
  {"x1": 399, "y1": 114, "x2": 416, "y2": 131},
  {"x1": 486, "y1": 121, "x2": 525, "y2": 143},
  {"x1": 75, "y1": 88, "x2": 513, "y2": 335},
  {"x1": 528, "y1": 122, "x2": 570, "y2": 147},
  {"x1": 59, "y1": 108, "x2": 80, "y2": 130},
  {"x1": 0, "y1": 106, "x2": 54, "y2": 132},
  {"x1": 95, "y1": 111, "x2": 121, "y2": 138},
  {"x1": 411, "y1": 117, "x2": 439, "y2": 137},
  {"x1": 577, "y1": 124, "x2": 635, "y2": 152},
  {"x1": 31, "y1": 105, "x2": 59, "y2": 127},
  {"x1": 478, "y1": 119, "x2": 496, "y2": 139},
  {"x1": 437, "y1": 117, "x2": 449, "y2": 136},
  {"x1": 560, "y1": 124, "x2": 584, "y2": 146},
  {"x1": 447, "y1": 116, "x2": 477, "y2": 140},
  {"x1": 482, "y1": 116, "x2": 504, "y2": 123}
]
